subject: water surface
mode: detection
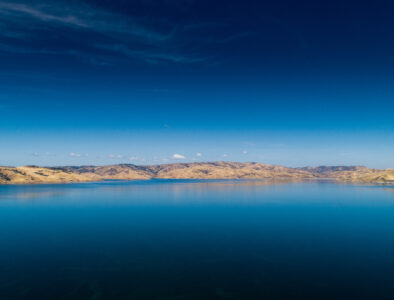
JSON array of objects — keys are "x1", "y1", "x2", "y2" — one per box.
[{"x1": 0, "y1": 180, "x2": 394, "y2": 299}]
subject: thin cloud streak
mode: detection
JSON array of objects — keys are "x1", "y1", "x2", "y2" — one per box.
[
  {"x1": 0, "y1": 2, "x2": 88, "y2": 27},
  {"x1": 0, "y1": 0, "x2": 249, "y2": 65},
  {"x1": 96, "y1": 44, "x2": 208, "y2": 64},
  {"x1": 0, "y1": 1, "x2": 170, "y2": 40},
  {"x1": 69, "y1": 152, "x2": 81, "y2": 157},
  {"x1": 0, "y1": 0, "x2": 210, "y2": 64}
]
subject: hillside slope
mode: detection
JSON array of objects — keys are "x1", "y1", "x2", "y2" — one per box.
[
  {"x1": 1, "y1": 162, "x2": 393, "y2": 184},
  {"x1": 0, "y1": 166, "x2": 93, "y2": 184},
  {"x1": 300, "y1": 166, "x2": 394, "y2": 183}
]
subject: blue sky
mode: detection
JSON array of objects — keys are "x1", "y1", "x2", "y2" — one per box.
[{"x1": 0, "y1": 0, "x2": 393, "y2": 167}]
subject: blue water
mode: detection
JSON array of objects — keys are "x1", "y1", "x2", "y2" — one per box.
[{"x1": 0, "y1": 180, "x2": 394, "y2": 299}]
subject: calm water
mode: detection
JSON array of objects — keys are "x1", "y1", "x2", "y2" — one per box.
[{"x1": 0, "y1": 180, "x2": 394, "y2": 300}]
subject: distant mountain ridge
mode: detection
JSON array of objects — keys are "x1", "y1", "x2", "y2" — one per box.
[
  {"x1": 298, "y1": 166, "x2": 370, "y2": 173},
  {"x1": 0, "y1": 162, "x2": 393, "y2": 184}
]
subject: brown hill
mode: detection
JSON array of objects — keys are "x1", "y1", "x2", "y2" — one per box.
[
  {"x1": 58, "y1": 164, "x2": 153, "y2": 180},
  {"x1": 149, "y1": 162, "x2": 316, "y2": 179},
  {"x1": 0, "y1": 162, "x2": 393, "y2": 184},
  {"x1": 299, "y1": 166, "x2": 394, "y2": 183},
  {"x1": 0, "y1": 166, "x2": 93, "y2": 184},
  {"x1": 57, "y1": 162, "x2": 317, "y2": 181}
]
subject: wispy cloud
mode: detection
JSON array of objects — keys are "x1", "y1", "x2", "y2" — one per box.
[
  {"x1": 0, "y1": 1, "x2": 171, "y2": 40},
  {"x1": 0, "y1": 0, "x2": 249, "y2": 65},
  {"x1": 0, "y1": 0, "x2": 212, "y2": 65},
  {"x1": 129, "y1": 156, "x2": 149, "y2": 163},
  {"x1": 196, "y1": 152, "x2": 202, "y2": 157},
  {"x1": 96, "y1": 44, "x2": 207, "y2": 65},
  {"x1": 0, "y1": 2, "x2": 88, "y2": 27},
  {"x1": 108, "y1": 154, "x2": 124, "y2": 159},
  {"x1": 69, "y1": 152, "x2": 81, "y2": 157}
]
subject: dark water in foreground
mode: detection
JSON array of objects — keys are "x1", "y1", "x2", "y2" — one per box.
[{"x1": 0, "y1": 180, "x2": 394, "y2": 300}]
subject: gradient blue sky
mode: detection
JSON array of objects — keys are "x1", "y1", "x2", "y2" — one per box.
[{"x1": 0, "y1": 0, "x2": 393, "y2": 167}]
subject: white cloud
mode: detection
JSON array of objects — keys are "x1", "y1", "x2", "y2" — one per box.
[
  {"x1": 196, "y1": 152, "x2": 202, "y2": 157},
  {"x1": 222, "y1": 154, "x2": 228, "y2": 157},
  {"x1": 172, "y1": 153, "x2": 185, "y2": 159},
  {"x1": 32, "y1": 152, "x2": 39, "y2": 156},
  {"x1": 69, "y1": 152, "x2": 81, "y2": 157},
  {"x1": 242, "y1": 150, "x2": 248, "y2": 154},
  {"x1": 129, "y1": 156, "x2": 138, "y2": 161}
]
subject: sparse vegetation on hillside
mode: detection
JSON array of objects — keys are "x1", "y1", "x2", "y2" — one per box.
[{"x1": 1, "y1": 163, "x2": 393, "y2": 185}]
